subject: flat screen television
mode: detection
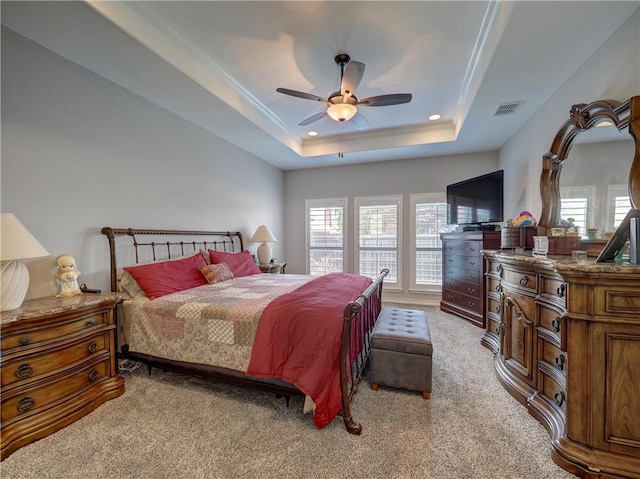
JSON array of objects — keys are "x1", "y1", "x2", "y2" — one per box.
[{"x1": 447, "y1": 170, "x2": 504, "y2": 227}]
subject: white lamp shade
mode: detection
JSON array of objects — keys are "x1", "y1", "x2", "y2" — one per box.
[
  {"x1": 251, "y1": 225, "x2": 278, "y2": 243},
  {"x1": 252, "y1": 225, "x2": 277, "y2": 265},
  {"x1": 327, "y1": 103, "x2": 357, "y2": 122},
  {"x1": 1, "y1": 214, "x2": 49, "y2": 311},
  {"x1": 1, "y1": 213, "x2": 49, "y2": 261}
]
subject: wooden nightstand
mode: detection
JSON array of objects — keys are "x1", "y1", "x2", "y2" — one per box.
[
  {"x1": 259, "y1": 262, "x2": 288, "y2": 274},
  {"x1": 0, "y1": 293, "x2": 124, "y2": 460}
]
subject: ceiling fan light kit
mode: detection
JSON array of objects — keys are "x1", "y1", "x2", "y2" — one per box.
[
  {"x1": 276, "y1": 53, "x2": 412, "y2": 128},
  {"x1": 327, "y1": 102, "x2": 357, "y2": 122}
]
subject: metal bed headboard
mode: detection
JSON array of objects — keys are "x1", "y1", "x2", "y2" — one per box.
[{"x1": 101, "y1": 227, "x2": 244, "y2": 292}]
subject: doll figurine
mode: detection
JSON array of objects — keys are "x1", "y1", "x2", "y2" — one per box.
[{"x1": 56, "y1": 253, "x2": 82, "y2": 297}]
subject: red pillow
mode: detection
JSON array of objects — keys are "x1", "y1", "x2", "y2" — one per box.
[
  {"x1": 123, "y1": 253, "x2": 208, "y2": 300},
  {"x1": 208, "y1": 250, "x2": 261, "y2": 277}
]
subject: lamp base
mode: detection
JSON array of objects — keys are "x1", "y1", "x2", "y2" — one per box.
[
  {"x1": 1, "y1": 260, "x2": 30, "y2": 311},
  {"x1": 257, "y1": 242, "x2": 272, "y2": 266}
]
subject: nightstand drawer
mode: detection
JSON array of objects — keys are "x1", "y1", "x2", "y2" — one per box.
[
  {"x1": 1, "y1": 311, "x2": 107, "y2": 352},
  {"x1": 1, "y1": 332, "x2": 109, "y2": 388},
  {"x1": 1, "y1": 357, "x2": 110, "y2": 423}
]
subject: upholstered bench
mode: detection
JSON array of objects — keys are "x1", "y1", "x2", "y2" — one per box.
[{"x1": 370, "y1": 307, "x2": 432, "y2": 399}]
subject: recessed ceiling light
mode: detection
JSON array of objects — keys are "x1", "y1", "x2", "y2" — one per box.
[
  {"x1": 308, "y1": 131, "x2": 318, "y2": 136},
  {"x1": 428, "y1": 114, "x2": 441, "y2": 121}
]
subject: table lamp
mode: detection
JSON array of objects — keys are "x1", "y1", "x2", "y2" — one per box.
[
  {"x1": 1, "y1": 213, "x2": 50, "y2": 311},
  {"x1": 251, "y1": 225, "x2": 277, "y2": 265}
]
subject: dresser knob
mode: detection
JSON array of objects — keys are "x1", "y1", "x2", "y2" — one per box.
[
  {"x1": 555, "y1": 354, "x2": 566, "y2": 371},
  {"x1": 556, "y1": 284, "x2": 566, "y2": 298},
  {"x1": 468, "y1": 287, "x2": 475, "y2": 294},
  {"x1": 552, "y1": 317, "x2": 561, "y2": 333},
  {"x1": 88, "y1": 342, "x2": 98, "y2": 354},
  {"x1": 497, "y1": 265, "x2": 503, "y2": 275},
  {"x1": 86, "y1": 319, "x2": 97, "y2": 327},
  {"x1": 88, "y1": 369, "x2": 99, "y2": 382},
  {"x1": 519, "y1": 275, "x2": 529, "y2": 287},
  {"x1": 16, "y1": 363, "x2": 34, "y2": 379},
  {"x1": 17, "y1": 397, "x2": 35, "y2": 414},
  {"x1": 19, "y1": 337, "x2": 30, "y2": 346},
  {"x1": 495, "y1": 305, "x2": 501, "y2": 313},
  {"x1": 554, "y1": 391, "x2": 566, "y2": 407}
]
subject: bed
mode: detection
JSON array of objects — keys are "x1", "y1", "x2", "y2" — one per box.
[{"x1": 101, "y1": 227, "x2": 388, "y2": 434}]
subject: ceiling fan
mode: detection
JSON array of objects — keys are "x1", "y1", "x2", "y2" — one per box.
[{"x1": 276, "y1": 53, "x2": 412, "y2": 130}]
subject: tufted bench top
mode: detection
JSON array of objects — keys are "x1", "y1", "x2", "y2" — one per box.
[{"x1": 371, "y1": 307, "x2": 432, "y2": 356}]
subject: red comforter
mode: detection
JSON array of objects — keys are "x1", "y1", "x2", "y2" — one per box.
[{"x1": 246, "y1": 272, "x2": 373, "y2": 429}]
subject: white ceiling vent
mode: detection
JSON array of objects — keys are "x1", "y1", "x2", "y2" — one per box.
[{"x1": 494, "y1": 101, "x2": 524, "y2": 116}]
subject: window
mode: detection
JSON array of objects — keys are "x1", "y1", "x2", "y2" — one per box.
[
  {"x1": 306, "y1": 198, "x2": 346, "y2": 276},
  {"x1": 355, "y1": 195, "x2": 401, "y2": 286},
  {"x1": 411, "y1": 193, "x2": 449, "y2": 290},
  {"x1": 560, "y1": 186, "x2": 596, "y2": 237},
  {"x1": 607, "y1": 185, "x2": 631, "y2": 230}
]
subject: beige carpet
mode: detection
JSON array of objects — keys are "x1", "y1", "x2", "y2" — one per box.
[{"x1": 1, "y1": 305, "x2": 576, "y2": 479}]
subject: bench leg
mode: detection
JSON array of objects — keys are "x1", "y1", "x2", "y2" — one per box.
[
  {"x1": 371, "y1": 383, "x2": 379, "y2": 391},
  {"x1": 422, "y1": 391, "x2": 430, "y2": 400}
]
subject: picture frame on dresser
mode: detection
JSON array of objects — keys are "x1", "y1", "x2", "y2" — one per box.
[{"x1": 596, "y1": 208, "x2": 640, "y2": 262}]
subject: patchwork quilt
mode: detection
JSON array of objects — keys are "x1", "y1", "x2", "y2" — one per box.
[{"x1": 123, "y1": 274, "x2": 313, "y2": 372}]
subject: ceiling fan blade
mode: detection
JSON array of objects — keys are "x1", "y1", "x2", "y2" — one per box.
[
  {"x1": 340, "y1": 61, "x2": 365, "y2": 97},
  {"x1": 358, "y1": 93, "x2": 412, "y2": 106},
  {"x1": 298, "y1": 111, "x2": 327, "y2": 126},
  {"x1": 350, "y1": 112, "x2": 369, "y2": 130},
  {"x1": 276, "y1": 88, "x2": 326, "y2": 102}
]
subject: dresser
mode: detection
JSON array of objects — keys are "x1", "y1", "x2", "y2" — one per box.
[
  {"x1": 1, "y1": 293, "x2": 124, "y2": 460},
  {"x1": 482, "y1": 251, "x2": 640, "y2": 478},
  {"x1": 440, "y1": 231, "x2": 501, "y2": 327}
]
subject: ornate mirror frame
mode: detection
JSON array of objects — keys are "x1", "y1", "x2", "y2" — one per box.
[{"x1": 538, "y1": 96, "x2": 640, "y2": 244}]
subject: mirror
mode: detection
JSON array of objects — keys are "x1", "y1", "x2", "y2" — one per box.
[
  {"x1": 538, "y1": 97, "x2": 640, "y2": 245},
  {"x1": 559, "y1": 130, "x2": 634, "y2": 238}
]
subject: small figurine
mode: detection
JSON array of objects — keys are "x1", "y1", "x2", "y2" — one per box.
[{"x1": 56, "y1": 253, "x2": 82, "y2": 297}]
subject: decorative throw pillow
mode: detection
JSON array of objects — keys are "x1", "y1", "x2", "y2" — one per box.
[
  {"x1": 208, "y1": 250, "x2": 261, "y2": 277},
  {"x1": 123, "y1": 253, "x2": 208, "y2": 300},
  {"x1": 119, "y1": 271, "x2": 147, "y2": 299},
  {"x1": 199, "y1": 263, "x2": 234, "y2": 284}
]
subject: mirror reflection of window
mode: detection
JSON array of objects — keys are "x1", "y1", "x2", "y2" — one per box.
[
  {"x1": 605, "y1": 184, "x2": 632, "y2": 231},
  {"x1": 560, "y1": 186, "x2": 596, "y2": 237}
]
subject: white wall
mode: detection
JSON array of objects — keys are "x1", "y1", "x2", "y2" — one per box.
[
  {"x1": 499, "y1": 9, "x2": 640, "y2": 220},
  {"x1": 1, "y1": 27, "x2": 285, "y2": 299},
  {"x1": 284, "y1": 152, "x2": 499, "y2": 304}
]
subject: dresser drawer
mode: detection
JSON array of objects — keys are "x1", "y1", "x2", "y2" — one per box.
[
  {"x1": 537, "y1": 363, "x2": 566, "y2": 414},
  {"x1": 539, "y1": 275, "x2": 567, "y2": 308},
  {"x1": 1, "y1": 332, "x2": 109, "y2": 388},
  {"x1": 1, "y1": 357, "x2": 110, "y2": 423},
  {"x1": 443, "y1": 240, "x2": 481, "y2": 256},
  {"x1": 487, "y1": 275, "x2": 502, "y2": 295},
  {"x1": 502, "y1": 266, "x2": 537, "y2": 293},
  {"x1": 538, "y1": 304, "x2": 564, "y2": 348},
  {"x1": 443, "y1": 278, "x2": 481, "y2": 299},
  {"x1": 443, "y1": 290, "x2": 482, "y2": 313},
  {"x1": 443, "y1": 267, "x2": 481, "y2": 284},
  {"x1": 486, "y1": 295, "x2": 502, "y2": 316},
  {"x1": 538, "y1": 337, "x2": 567, "y2": 377},
  {"x1": 443, "y1": 254, "x2": 481, "y2": 271},
  {"x1": 1, "y1": 311, "x2": 108, "y2": 352}
]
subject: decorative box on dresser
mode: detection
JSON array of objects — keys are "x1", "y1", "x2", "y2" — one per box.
[
  {"x1": 440, "y1": 231, "x2": 501, "y2": 327},
  {"x1": 0, "y1": 293, "x2": 124, "y2": 460},
  {"x1": 481, "y1": 251, "x2": 640, "y2": 479}
]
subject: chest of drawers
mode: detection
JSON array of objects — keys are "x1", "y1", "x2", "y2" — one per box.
[
  {"x1": 0, "y1": 293, "x2": 124, "y2": 460},
  {"x1": 440, "y1": 231, "x2": 501, "y2": 327}
]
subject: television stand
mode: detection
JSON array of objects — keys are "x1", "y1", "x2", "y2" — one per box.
[{"x1": 462, "y1": 225, "x2": 496, "y2": 232}]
